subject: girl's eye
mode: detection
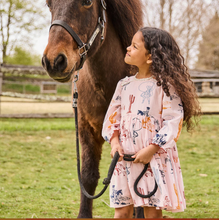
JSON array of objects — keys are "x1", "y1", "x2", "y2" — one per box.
[{"x1": 82, "y1": 0, "x2": 93, "y2": 8}]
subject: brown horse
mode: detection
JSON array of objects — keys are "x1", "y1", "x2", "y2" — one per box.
[{"x1": 42, "y1": 0, "x2": 143, "y2": 217}]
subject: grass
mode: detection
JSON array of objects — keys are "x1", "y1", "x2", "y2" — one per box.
[
  {"x1": 0, "y1": 116, "x2": 219, "y2": 218},
  {"x1": 164, "y1": 115, "x2": 219, "y2": 218},
  {"x1": 57, "y1": 84, "x2": 71, "y2": 94},
  {"x1": 3, "y1": 84, "x2": 40, "y2": 94},
  {"x1": 0, "y1": 118, "x2": 112, "y2": 218},
  {"x1": 3, "y1": 81, "x2": 71, "y2": 95}
]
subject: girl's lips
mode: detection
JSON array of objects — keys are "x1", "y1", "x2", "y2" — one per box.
[{"x1": 126, "y1": 53, "x2": 130, "y2": 56}]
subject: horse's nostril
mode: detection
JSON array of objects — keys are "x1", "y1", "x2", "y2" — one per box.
[
  {"x1": 56, "y1": 55, "x2": 64, "y2": 64},
  {"x1": 41, "y1": 54, "x2": 67, "y2": 75},
  {"x1": 42, "y1": 56, "x2": 45, "y2": 69},
  {"x1": 42, "y1": 55, "x2": 51, "y2": 72},
  {"x1": 54, "y1": 54, "x2": 67, "y2": 72}
]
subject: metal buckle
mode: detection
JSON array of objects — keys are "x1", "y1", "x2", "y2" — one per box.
[
  {"x1": 78, "y1": 44, "x2": 88, "y2": 57},
  {"x1": 73, "y1": 72, "x2": 79, "y2": 84},
  {"x1": 98, "y1": 17, "x2": 104, "y2": 27},
  {"x1": 98, "y1": 17, "x2": 105, "y2": 41},
  {"x1": 101, "y1": 0, "x2": 106, "y2": 10}
]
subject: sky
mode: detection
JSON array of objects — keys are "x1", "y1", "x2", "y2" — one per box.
[
  {"x1": 33, "y1": 27, "x2": 50, "y2": 56},
  {"x1": 32, "y1": 1, "x2": 51, "y2": 56}
]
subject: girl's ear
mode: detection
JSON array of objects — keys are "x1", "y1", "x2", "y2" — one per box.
[{"x1": 146, "y1": 54, "x2": 152, "y2": 64}]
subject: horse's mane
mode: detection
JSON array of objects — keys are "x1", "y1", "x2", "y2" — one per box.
[{"x1": 106, "y1": 0, "x2": 143, "y2": 51}]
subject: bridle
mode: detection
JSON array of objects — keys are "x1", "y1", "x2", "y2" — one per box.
[{"x1": 50, "y1": 0, "x2": 107, "y2": 70}]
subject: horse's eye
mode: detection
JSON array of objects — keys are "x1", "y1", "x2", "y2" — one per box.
[
  {"x1": 46, "y1": 1, "x2": 51, "y2": 9},
  {"x1": 82, "y1": 0, "x2": 93, "y2": 8}
]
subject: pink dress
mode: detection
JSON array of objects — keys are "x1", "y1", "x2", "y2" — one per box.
[{"x1": 102, "y1": 75, "x2": 186, "y2": 212}]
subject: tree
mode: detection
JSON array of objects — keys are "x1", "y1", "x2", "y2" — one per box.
[
  {"x1": 196, "y1": 12, "x2": 219, "y2": 70},
  {"x1": 142, "y1": 0, "x2": 214, "y2": 68},
  {"x1": 0, "y1": 0, "x2": 46, "y2": 64},
  {"x1": 5, "y1": 46, "x2": 41, "y2": 66}
]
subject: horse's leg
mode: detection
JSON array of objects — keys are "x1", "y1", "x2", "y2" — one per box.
[
  {"x1": 134, "y1": 207, "x2": 145, "y2": 218},
  {"x1": 77, "y1": 118, "x2": 103, "y2": 218}
]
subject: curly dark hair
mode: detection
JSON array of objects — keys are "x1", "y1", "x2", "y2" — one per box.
[{"x1": 139, "y1": 27, "x2": 201, "y2": 131}]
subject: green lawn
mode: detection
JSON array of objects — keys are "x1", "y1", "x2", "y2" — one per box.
[
  {"x1": 0, "y1": 116, "x2": 219, "y2": 218},
  {"x1": 2, "y1": 82, "x2": 71, "y2": 95}
]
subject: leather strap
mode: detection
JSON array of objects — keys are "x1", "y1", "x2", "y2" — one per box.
[{"x1": 50, "y1": 20, "x2": 84, "y2": 48}]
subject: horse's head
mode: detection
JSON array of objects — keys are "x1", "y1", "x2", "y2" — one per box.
[{"x1": 42, "y1": 0, "x2": 106, "y2": 82}]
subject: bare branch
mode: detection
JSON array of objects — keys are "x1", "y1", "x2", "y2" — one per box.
[
  {"x1": 0, "y1": 0, "x2": 46, "y2": 63},
  {"x1": 160, "y1": 0, "x2": 165, "y2": 29},
  {"x1": 168, "y1": 0, "x2": 174, "y2": 33}
]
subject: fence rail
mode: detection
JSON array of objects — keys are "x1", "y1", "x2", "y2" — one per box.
[
  {"x1": 0, "y1": 72, "x2": 2, "y2": 95},
  {"x1": 3, "y1": 80, "x2": 59, "y2": 94},
  {"x1": 0, "y1": 64, "x2": 47, "y2": 75},
  {"x1": 0, "y1": 64, "x2": 71, "y2": 95},
  {"x1": 0, "y1": 113, "x2": 74, "y2": 118}
]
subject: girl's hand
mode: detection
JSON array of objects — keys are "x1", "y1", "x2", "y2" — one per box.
[
  {"x1": 110, "y1": 142, "x2": 124, "y2": 162},
  {"x1": 132, "y1": 144, "x2": 160, "y2": 164},
  {"x1": 110, "y1": 130, "x2": 124, "y2": 162}
]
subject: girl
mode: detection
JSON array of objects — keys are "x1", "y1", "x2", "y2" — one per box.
[{"x1": 102, "y1": 27, "x2": 200, "y2": 218}]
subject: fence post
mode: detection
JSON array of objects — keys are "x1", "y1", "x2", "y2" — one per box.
[{"x1": 0, "y1": 69, "x2": 3, "y2": 115}]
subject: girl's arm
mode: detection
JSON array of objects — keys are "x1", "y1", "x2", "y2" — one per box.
[
  {"x1": 102, "y1": 80, "x2": 122, "y2": 143},
  {"x1": 132, "y1": 144, "x2": 160, "y2": 164},
  {"x1": 152, "y1": 85, "x2": 184, "y2": 150}
]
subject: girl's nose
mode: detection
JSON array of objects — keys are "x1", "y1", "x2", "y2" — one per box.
[{"x1": 127, "y1": 46, "x2": 131, "y2": 51}]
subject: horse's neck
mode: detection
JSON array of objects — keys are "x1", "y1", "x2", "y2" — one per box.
[{"x1": 87, "y1": 18, "x2": 130, "y2": 100}]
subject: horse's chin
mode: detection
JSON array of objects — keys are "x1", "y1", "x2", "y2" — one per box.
[
  {"x1": 52, "y1": 65, "x2": 76, "y2": 83},
  {"x1": 53, "y1": 73, "x2": 72, "y2": 83}
]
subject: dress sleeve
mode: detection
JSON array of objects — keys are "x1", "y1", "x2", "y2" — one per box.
[
  {"x1": 102, "y1": 80, "x2": 122, "y2": 143},
  {"x1": 152, "y1": 85, "x2": 184, "y2": 150}
]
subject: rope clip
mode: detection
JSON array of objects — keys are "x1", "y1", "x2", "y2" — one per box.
[{"x1": 72, "y1": 71, "x2": 79, "y2": 108}]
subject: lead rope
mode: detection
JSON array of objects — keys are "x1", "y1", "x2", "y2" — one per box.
[
  {"x1": 72, "y1": 71, "x2": 120, "y2": 199},
  {"x1": 72, "y1": 71, "x2": 158, "y2": 199}
]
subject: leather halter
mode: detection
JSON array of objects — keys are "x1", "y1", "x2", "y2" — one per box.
[{"x1": 50, "y1": 0, "x2": 106, "y2": 70}]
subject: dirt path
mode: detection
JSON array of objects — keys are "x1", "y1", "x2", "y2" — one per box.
[
  {"x1": 0, "y1": 96, "x2": 73, "y2": 115},
  {"x1": 0, "y1": 96, "x2": 219, "y2": 115}
]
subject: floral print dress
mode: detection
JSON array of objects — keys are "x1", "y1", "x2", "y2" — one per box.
[{"x1": 102, "y1": 75, "x2": 186, "y2": 212}]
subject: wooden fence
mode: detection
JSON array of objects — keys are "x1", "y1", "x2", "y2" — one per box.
[
  {"x1": 1, "y1": 64, "x2": 219, "y2": 117},
  {"x1": 1, "y1": 64, "x2": 219, "y2": 96},
  {"x1": 0, "y1": 64, "x2": 73, "y2": 117},
  {"x1": 0, "y1": 64, "x2": 47, "y2": 75},
  {"x1": 0, "y1": 72, "x2": 2, "y2": 96},
  {"x1": 0, "y1": 64, "x2": 59, "y2": 94},
  {"x1": 190, "y1": 69, "x2": 219, "y2": 97}
]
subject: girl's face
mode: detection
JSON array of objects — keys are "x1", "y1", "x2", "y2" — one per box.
[{"x1": 124, "y1": 31, "x2": 151, "y2": 68}]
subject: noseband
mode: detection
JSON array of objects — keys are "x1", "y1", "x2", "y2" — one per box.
[{"x1": 49, "y1": 0, "x2": 107, "y2": 70}]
